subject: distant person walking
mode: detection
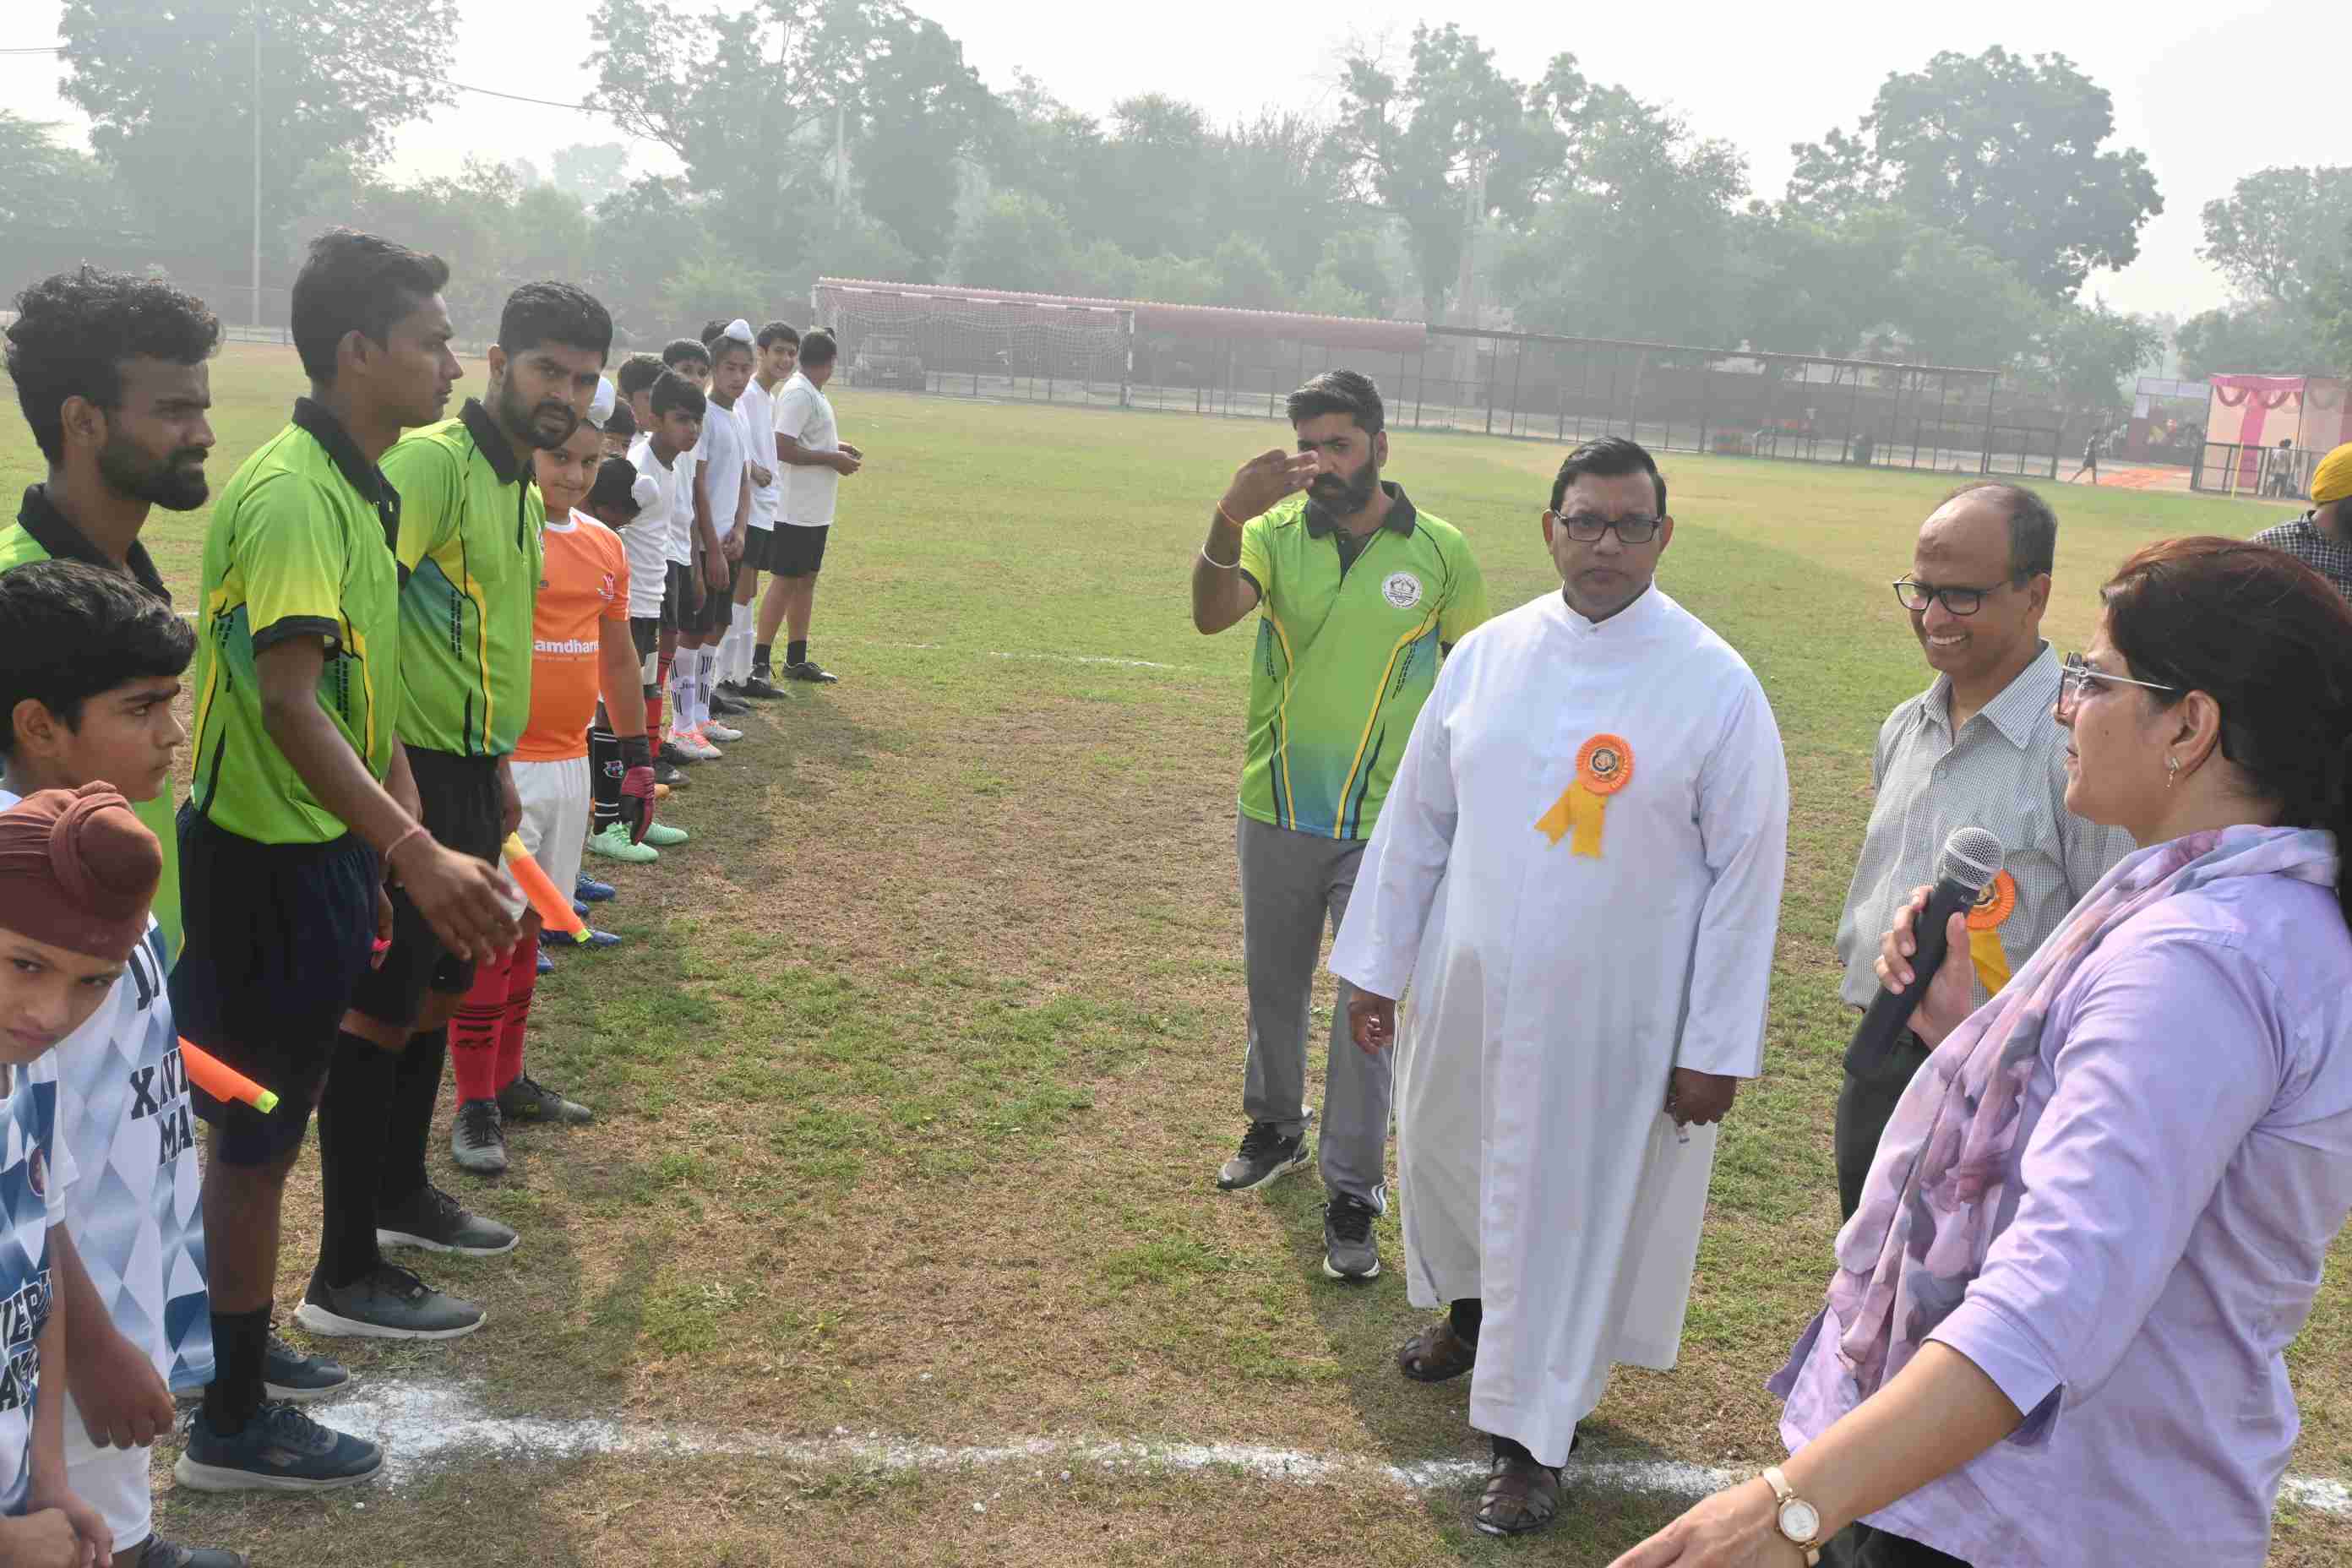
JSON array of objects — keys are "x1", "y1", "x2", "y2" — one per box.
[{"x1": 2067, "y1": 426, "x2": 2104, "y2": 485}]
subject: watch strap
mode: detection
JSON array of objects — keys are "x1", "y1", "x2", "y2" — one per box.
[{"x1": 1761, "y1": 1467, "x2": 1823, "y2": 1566}]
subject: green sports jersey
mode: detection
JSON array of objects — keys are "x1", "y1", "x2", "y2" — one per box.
[
  {"x1": 0, "y1": 487, "x2": 183, "y2": 958},
  {"x1": 188, "y1": 400, "x2": 406, "y2": 844},
  {"x1": 384, "y1": 400, "x2": 544, "y2": 759},
  {"x1": 1236, "y1": 482, "x2": 1489, "y2": 839}
]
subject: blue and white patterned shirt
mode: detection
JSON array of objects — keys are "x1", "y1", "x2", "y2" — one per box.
[{"x1": 0, "y1": 1054, "x2": 71, "y2": 1513}]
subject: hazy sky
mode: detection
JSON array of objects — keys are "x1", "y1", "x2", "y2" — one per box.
[{"x1": 7, "y1": 0, "x2": 2334, "y2": 320}]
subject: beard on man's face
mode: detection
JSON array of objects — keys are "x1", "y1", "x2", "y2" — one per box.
[
  {"x1": 499, "y1": 374, "x2": 582, "y2": 451},
  {"x1": 1307, "y1": 460, "x2": 1379, "y2": 518},
  {"x1": 98, "y1": 433, "x2": 208, "y2": 512}
]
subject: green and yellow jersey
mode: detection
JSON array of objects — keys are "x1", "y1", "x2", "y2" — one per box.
[
  {"x1": 384, "y1": 400, "x2": 544, "y2": 759},
  {"x1": 1237, "y1": 483, "x2": 1489, "y2": 840},
  {"x1": 188, "y1": 400, "x2": 405, "y2": 845}
]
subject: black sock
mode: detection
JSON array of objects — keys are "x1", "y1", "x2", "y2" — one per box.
[
  {"x1": 378, "y1": 1026, "x2": 447, "y2": 1210},
  {"x1": 201, "y1": 1302, "x2": 273, "y2": 1432},
  {"x1": 753, "y1": 642, "x2": 772, "y2": 677},
  {"x1": 786, "y1": 639, "x2": 807, "y2": 668},
  {"x1": 1490, "y1": 1434, "x2": 1541, "y2": 1467},
  {"x1": 317, "y1": 1032, "x2": 395, "y2": 1288},
  {"x1": 588, "y1": 725, "x2": 623, "y2": 832},
  {"x1": 1451, "y1": 1296, "x2": 1483, "y2": 1345}
]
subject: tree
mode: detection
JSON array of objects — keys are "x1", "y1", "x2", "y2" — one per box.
[
  {"x1": 1205, "y1": 112, "x2": 1353, "y2": 288},
  {"x1": 2037, "y1": 299, "x2": 2162, "y2": 418},
  {"x1": 2197, "y1": 166, "x2": 2352, "y2": 310},
  {"x1": 1331, "y1": 26, "x2": 1592, "y2": 323},
  {"x1": 588, "y1": 177, "x2": 716, "y2": 345},
  {"x1": 2311, "y1": 216, "x2": 2352, "y2": 375},
  {"x1": 1788, "y1": 47, "x2": 2159, "y2": 300},
  {"x1": 552, "y1": 144, "x2": 632, "y2": 208},
  {"x1": 1099, "y1": 96, "x2": 1213, "y2": 263},
  {"x1": 658, "y1": 248, "x2": 787, "y2": 329},
  {"x1": 0, "y1": 112, "x2": 128, "y2": 231},
  {"x1": 2175, "y1": 300, "x2": 2332, "y2": 378},
  {"x1": 950, "y1": 190, "x2": 1075, "y2": 293},
  {"x1": 1313, "y1": 228, "x2": 1394, "y2": 315},
  {"x1": 1209, "y1": 235, "x2": 1286, "y2": 312},
  {"x1": 58, "y1": 0, "x2": 459, "y2": 281}
]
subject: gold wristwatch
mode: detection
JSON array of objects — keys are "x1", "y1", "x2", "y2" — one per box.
[{"x1": 1761, "y1": 1466, "x2": 1823, "y2": 1565}]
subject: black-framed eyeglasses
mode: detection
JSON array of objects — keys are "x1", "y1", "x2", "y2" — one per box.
[
  {"x1": 2056, "y1": 651, "x2": 2180, "y2": 717},
  {"x1": 1892, "y1": 577, "x2": 2014, "y2": 616},
  {"x1": 1548, "y1": 510, "x2": 1663, "y2": 544}
]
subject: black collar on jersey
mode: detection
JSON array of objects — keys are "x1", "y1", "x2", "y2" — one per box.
[
  {"x1": 290, "y1": 398, "x2": 402, "y2": 557},
  {"x1": 1304, "y1": 479, "x2": 1418, "y2": 540},
  {"x1": 14, "y1": 483, "x2": 171, "y2": 604},
  {"x1": 460, "y1": 397, "x2": 528, "y2": 486}
]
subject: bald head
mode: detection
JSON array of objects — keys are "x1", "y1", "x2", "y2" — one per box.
[{"x1": 1906, "y1": 484, "x2": 2055, "y2": 693}]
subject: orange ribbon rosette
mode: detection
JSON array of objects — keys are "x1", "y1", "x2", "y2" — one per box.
[
  {"x1": 1964, "y1": 869, "x2": 2017, "y2": 994},
  {"x1": 1535, "y1": 734, "x2": 1634, "y2": 858}
]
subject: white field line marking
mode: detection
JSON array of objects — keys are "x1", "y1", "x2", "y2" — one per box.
[
  {"x1": 855, "y1": 639, "x2": 1204, "y2": 673},
  {"x1": 313, "y1": 1380, "x2": 2351, "y2": 1517}
]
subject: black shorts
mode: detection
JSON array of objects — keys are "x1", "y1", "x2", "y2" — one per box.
[
  {"x1": 660, "y1": 560, "x2": 689, "y2": 633},
  {"x1": 769, "y1": 524, "x2": 830, "y2": 578},
  {"x1": 740, "y1": 525, "x2": 782, "y2": 573},
  {"x1": 629, "y1": 616, "x2": 659, "y2": 663},
  {"x1": 346, "y1": 747, "x2": 504, "y2": 1026},
  {"x1": 667, "y1": 558, "x2": 725, "y2": 637},
  {"x1": 170, "y1": 808, "x2": 378, "y2": 1164}
]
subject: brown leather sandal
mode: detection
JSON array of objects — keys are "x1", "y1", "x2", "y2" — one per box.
[
  {"x1": 1473, "y1": 1453, "x2": 1563, "y2": 1537},
  {"x1": 1396, "y1": 1316, "x2": 1478, "y2": 1383}
]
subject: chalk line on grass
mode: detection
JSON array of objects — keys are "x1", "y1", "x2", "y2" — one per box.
[
  {"x1": 855, "y1": 640, "x2": 1203, "y2": 673},
  {"x1": 305, "y1": 1381, "x2": 2352, "y2": 1518}
]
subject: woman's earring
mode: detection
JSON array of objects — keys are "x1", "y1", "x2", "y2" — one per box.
[{"x1": 2166, "y1": 754, "x2": 2180, "y2": 790}]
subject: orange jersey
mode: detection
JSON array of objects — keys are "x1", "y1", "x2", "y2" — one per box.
[{"x1": 514, "y1": 512, "x2": 629, "y2": 762}]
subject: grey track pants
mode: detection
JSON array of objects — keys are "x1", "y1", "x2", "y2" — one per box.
[{"x1": 1236, "y1": 813, "x2": 1391, "y2": 1205}]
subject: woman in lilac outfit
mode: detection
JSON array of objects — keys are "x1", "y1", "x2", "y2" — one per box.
[{"x1": 1615, "y1": 536, "x2": 2352, "y2": 1568}]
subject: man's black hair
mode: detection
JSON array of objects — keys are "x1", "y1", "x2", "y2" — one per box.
[
  {"x1": 0, "y1": 561, "x2": 194, "y2": 756},
  {"x1": 649, "y1": 369, "x2": 705, "y2": 421},
  {"x1": 662, "y1": 337, "x2": 711, "y2": 370},
  {"x1": 1286, "y1": 368, "x2": 1383, "y2": 435},
  {"x1": 602, "y1": 399, "x2": 639, "y2": 440},
  {"x1": 6, "y1": 268, "x2": 222, "y2": 463},
  {"x1": 615, "y1": 351, "x2": 666, "y2": 399},
  {"x1": 1941, "y1": 482, "x2": 2058, "y2": 581},
  {"x1": 756, "y1": 321, "x2": 800, "y2": 350},
  {"x1": 290, "y1": 229, "x2": 450, "y2": 384},
  {"x1": 587, "y1": 455, "x2": 645, "y2": 518},
  {"x1": 1550, "y1": 435, "x2": 1666, "y2": 516},
  {"x1": 699, "y1": 319, "x2": 728, "y2": 346},
  {"x1": 798, "y1": 329, "x2": 838, "y2": 369},
  {"x1": 498, "y1": 281, "x2": 613, "y2": 363}
]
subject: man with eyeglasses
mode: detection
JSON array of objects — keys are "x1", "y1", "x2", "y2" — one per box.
[
  {"x1": 1831, "y1": 483, "x2": 2134, "y2": 1218},
  {"x1": 1330, "y1": 436, "x2": 1788, "y2": 1538}
]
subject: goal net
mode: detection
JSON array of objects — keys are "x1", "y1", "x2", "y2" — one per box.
[{"x1": 809, "y1": 280, "x2": 1134, "y2": 406}]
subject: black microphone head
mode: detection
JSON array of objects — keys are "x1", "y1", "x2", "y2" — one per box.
[{"x1": 1938, "y1": 827, "x2": 2004, "y2": 894}]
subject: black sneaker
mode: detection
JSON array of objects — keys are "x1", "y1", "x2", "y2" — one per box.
[
  {"x1": 295, "y1": 1262, "x2": 485, "y2": 1340},
  {"x1": 138, "y1": 1536, "x2": 251, "y2": 1567},
  {"x1": 498, "y1": 1073, "x2": 593, "y2": 1124},
  {"x1": 451, "y1": 1097, "x2": 507, "y2": 1176},
  {"x1": 786, "y1": 660, "x2": 839, "y2": 683},
  {"x1": 376, "y1": 1182, "x2": 520, "y2": 1256},
  {"x1": 710, "y1": 691, "x2": 752, "y2": 716},
  {"x1": 738, "y1": 674, "x2": 786, "y2": 700},
  {"x1": 173, "y1": 1400, "x2": 384, "y2": 1493},
  {"x1": 1322, "y1": 1189, "x2": 1385, "y2": 1282},
  {"x1": 264, "y1": 1331, "x2": 349, "y2": 1403},
  {"x1": 1217, "y1": 1112, "x2": 1315, "y2": 1192},
  {"x1": 652, "y1": 758, "x2": 687, "y2": 788},
  {"x1": 658, "y1": 739, "x2": 700, "y2": 768}
]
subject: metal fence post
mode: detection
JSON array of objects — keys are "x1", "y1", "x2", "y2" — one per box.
[
  {"x1": 1507, "y1": 340, "x2": 1525, "y2": 438},
  {"x1": 1979, "y1": 375, "x2": 1998, "y2": 474}
]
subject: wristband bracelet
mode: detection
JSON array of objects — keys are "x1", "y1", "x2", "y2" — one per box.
[
  {"x1": 381, "y1": 823, "x2": 430, "y2": 874},
  {"x1": 1215, "y1": 502, "x2": 1245, "y2": 530},
  {"x1": 1200, "y1": 545, "x2": 1242, "y2": 570}
]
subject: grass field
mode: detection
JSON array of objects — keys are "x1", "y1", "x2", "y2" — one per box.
[{"x1": 3, "y1": 341, "x2": 2346, "y2": 1565}]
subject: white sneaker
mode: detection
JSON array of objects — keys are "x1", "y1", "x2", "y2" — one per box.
[
  {"x1": 702, "y1": 720, "x2": 744, "y2": 743},
  {"x1": 676, "y1": 729, "x2": 724, "y2": 760}
]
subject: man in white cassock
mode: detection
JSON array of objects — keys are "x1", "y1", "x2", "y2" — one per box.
[{"x1": 1329, "y1": 436, "x2": 1789, "y2": 1538}]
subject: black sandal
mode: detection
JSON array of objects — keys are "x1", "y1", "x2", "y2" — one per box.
[
  {"x1": 1396, "y1": 1316, "x2": 1478, "y2": 1382},
  {"x1": 1473, "y1": 1452, "x2": 1563, "y2": 1537}
]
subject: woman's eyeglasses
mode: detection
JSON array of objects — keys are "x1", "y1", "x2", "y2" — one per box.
[{"x1": 2056, "y1": 651, "x2": 2180, "y2": 717}]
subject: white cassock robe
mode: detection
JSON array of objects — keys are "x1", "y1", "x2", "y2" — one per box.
[{"x1": 1329, "y1": 585, "x2": 1788, "y2": 1466}]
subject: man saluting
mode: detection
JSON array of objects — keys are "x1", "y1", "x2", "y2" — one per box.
[{"x1": 1330, "y1": 437, "x2": 1789, "y2": 1538}]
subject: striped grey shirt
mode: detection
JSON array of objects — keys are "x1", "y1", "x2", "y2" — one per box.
[
  {"x1": 1834, "y1": 642, "x2": 2137, "y2": 1009},
  {"x1": 2251, "y1": 514, "x2": 2352, "y2": 602}
]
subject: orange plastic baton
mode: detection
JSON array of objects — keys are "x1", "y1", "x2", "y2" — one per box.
[
  {"x1": 502, "y1": 832, "x2": 590, "y2": 944},
  {"x1": 178, "y1": 1039, "x2": 280, "y2": 1113}
]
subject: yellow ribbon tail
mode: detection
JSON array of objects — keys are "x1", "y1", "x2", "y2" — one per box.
[
  {"x1": 1534, "y1": 784, "x2": 1608, "y2": 856},
  {"x1": 1968, "y1": 926, "x2": 2012, "y2": 996}
]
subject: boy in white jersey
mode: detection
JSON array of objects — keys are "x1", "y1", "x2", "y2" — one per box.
[
  {"x1": 1, "y1": 561, "x2": 248, "y2": 1565},
  {"x1": 689, "y1": 324, "x2": 756, "y2": 746},
  {"x1": 656, "y1": 338, "x2": 727, "y2": 762},
  {"x1": 614, "y1": 357, "x2": 693, "y2": 794},
  {"x1": 735, "y1": 322, "x2": 798, "y2": 700}
]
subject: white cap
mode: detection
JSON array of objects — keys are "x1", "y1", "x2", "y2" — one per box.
[
  {"x1": 630, "y1": 472, "x2": 662, "y2": 514},
  {"x1": 722, "y1": 318, "x2": 754, "y2": 345},
  {"x1": 587, "y1": 375, "x2": 616, "y2": 430}
]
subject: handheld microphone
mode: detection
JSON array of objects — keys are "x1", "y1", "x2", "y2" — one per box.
[{"x1": 1844, "y1": 826, "x2": 2003, "y2": 1073}]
